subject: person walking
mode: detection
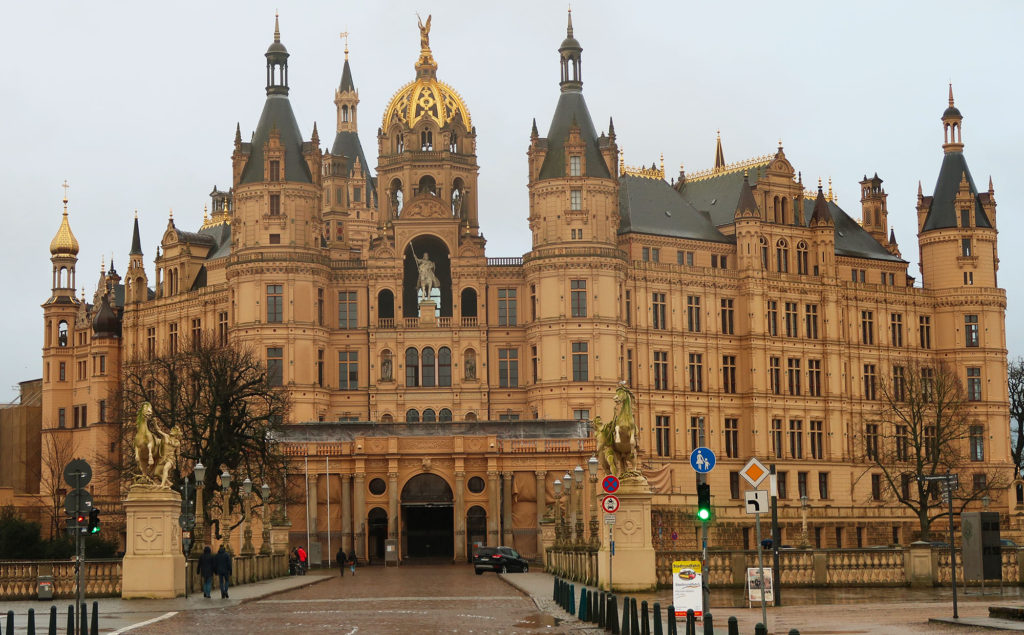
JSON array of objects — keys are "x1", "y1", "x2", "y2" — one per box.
[
  {"x1": 348, "y1": 550, "x2": 356, "y2": 576},
  {"x1": 336, "y1": 546, "x2": 346, "y2": 576},
  {"x1": 198, "y1": 546, "x2": 215, "y2": 598},
  {"x1": 214, "y1": 544, "x2": 232, "y2": 598},
  {"x1": 296, "y1": 545, "x2": 307, "y2": 575}
]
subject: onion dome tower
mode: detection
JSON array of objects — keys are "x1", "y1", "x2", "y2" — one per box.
[{"x1": 48, "y1": 186, "x2": 79, "y2": 300}]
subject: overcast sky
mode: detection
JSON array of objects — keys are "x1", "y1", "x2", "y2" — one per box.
[{"x1": 5, "y1": 1, "x2": 1023, "y2": 401}]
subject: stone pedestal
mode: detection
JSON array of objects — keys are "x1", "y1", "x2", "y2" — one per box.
[
  {"x1": 419, "y1": 300, "x2": 437, "y2": 324},
  {"x1": 598, "y1": 477, "x2": 656, "y2": 592},
  {"x1": 121, "y1": 485, "x2": 186, "y2": 598},
  {"x1": 907, "y1": 541, "x2": 937, "y2": 587}
]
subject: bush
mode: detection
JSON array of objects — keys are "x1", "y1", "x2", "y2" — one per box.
[{"x1": 0, "y1": 507, "x2": 120, "y2": 560}]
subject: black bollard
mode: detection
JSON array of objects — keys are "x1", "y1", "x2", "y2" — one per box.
[
  {"x1": 66, "y1": 605, "x2": 74, "y2": 635},
  {"x1": 788, "y1": 630, "x2": 801, "y2": 635},
  {"x1": 591, "y1": 590, "x2": 598, "y2": 624},
  {"x1": 702, "y1": 612, "x2": 713, "y2": 635},
  {"x1": 630, "y1": 598, "x2": 640, "y2": 635},
  {"x1": 685, "y1": 608, "x2": 695, "y2": 635},
  {"x1": 553, "y1": 577, "x2": 558, "y2": 602},
  {"x1": 28, "y1": 607, "x2": 36, "y2": 635},
  {"x1": 79, "y1": 603, "x2": 87, "y2": 635},
  {"x1": 754, "y1": 623, "x2": 768, "y2": 635},
  {"x1": 578, "y1": 586, "x2": 588, "y2": 621},
  {"x1": 641, "y1": 600, "x2": 650, "y2": 635},
  {"x1": 49, "y1": 605, "x2": 57, "y2": 635},
  {"x1": 653, "y1": 602, "x2": 663, "y2": 635},
  {"x1": 622, "y1": 597, "x2": 632, "y2": 635},
  {"x1": 598, "y1": 592, "x2": 605, "y2": 628},
  {"x1": 667, "y1": 605, "x2": 678, "y2": 635},
  {"x1": 608, "y1": 594, "x2": 620, "y2": 635},
  {"x1": 7, "y1": 609, "x2": 14, "y2": 635},
  {"x1": 569, "y1": 583, "x2": 576, "y2": 616},
  {"x1": 727, "y1": 615, "x2": 739, "y2": 635},
  {"x1": 90, "y1": 601, "x2": 98, "y2": 635}
]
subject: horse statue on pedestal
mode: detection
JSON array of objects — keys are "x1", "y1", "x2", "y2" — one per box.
[
  {"x1": 593, "y1": 384, "x2": 643, "y2": 481},
  {"x1": 132, "y1": 402, "x2": 182, "y2": 488}
]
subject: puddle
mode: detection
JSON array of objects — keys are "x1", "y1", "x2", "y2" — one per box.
[{"x1": 513, "y1": 613, "x2": 563, "y2": 628}]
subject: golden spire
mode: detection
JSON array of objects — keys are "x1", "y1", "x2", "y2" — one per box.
[
  {"x1": 619, "y1": 149, "x2": 625, "y2": 172},
  {"x1": 49, "y1": 181, "x2": 80, "y2": 256},
  {"x1": 414, "y1": 14, "x2": 436, "y2": 75},
  {"x1": 827, "y1": 177, "x2": 834, "y2": 202},
  {"x1": 948, "y1": 82, "x2": 955, "y2": 108},
  {"x1": 274, "y1": 11, "x2": 281, "y2": 43},
  {"x1": 340, "y1": 31, "x2": 349, "y2": 60},
  {"x1": 660, "y1": 153, "x2": 664, "y2": 175}
]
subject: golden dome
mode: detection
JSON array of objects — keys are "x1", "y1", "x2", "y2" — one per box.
[{"x1": 50, "y1": 207, "x2": 80, "y2": 257}]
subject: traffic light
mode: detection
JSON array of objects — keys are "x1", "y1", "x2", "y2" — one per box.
[
  {"x1": 74, "y1": 512, "x2": 86, "y2": 527},
  {"x1": 87, "y1": 508, "x2": 101, "y2": 534},
  {"x1": 696, "y1": 483, "x2": 712, "y2": 522}
]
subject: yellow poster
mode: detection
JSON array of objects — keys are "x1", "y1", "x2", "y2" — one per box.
[{"x1": 671, "y1": 560, "x2": 702, "y2": 618}]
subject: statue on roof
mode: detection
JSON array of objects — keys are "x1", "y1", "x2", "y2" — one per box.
[{"x1": 417, "y1": 13, "x2": 431, "y2": 50}]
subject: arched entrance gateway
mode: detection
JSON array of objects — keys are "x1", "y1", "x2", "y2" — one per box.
[{"x1": 401, "y1": 473, "x2": 454, "y2": 559}]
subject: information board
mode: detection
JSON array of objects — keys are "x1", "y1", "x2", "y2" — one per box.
[
  {"x1": 672, "y1": 560, "x2": 703, "y2": 618},
  {"x1": 746, "y1": 567, "x2": 775, "y2": 605}
]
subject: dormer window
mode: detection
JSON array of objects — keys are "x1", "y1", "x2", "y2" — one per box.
[
  {"x1": 961, "y1": 238, "x2": 972, "y2": 257},
  {"x1": 353, "y1": 186, "x2": 362, "y2": 203},
  {"x1": 960, "y1": 208, "x2": 971, "y2": 228},
  {"x1": 420, "y1": 130, "x2": 433, "y2": 151},
  {"x1": 569, "y1": 155, "x2": 581, "y2": 177},
  {"x1": 270, "y1": 194, "x2": 281, "y2": 216},
  {"x1": 269, "y1": 160, "x2": 281, "y2": 182}
]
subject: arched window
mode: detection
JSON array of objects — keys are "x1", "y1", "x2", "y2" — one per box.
[
  {"x1": 439, "y1": 408, "x2": 453, "y2": 422},
  {"x1": 776, "y1": 239, "x2": 789, "y2": 273},
  {"x1": 406, "y1": 409, "x2": 420, "y2": 423},
  {"x1": 405, "y1": 347, "x2": 419, "y2": 387},
  {"x1": 380, "y1": 413, "x2": 394, "y2": 423},
  {"x1": 377, "y1": 289, "x2": 395, "y2": 322},
  {"x1": 342, "y1": 105, "x2": 349, "y2": 122},
  {"x1": 796, "y1": 241, "x2": 809, "y2": 275},
  {"x1": 773, "y1": 196, "x2": 780, "y2": 223},
  {"x1": 452, "y1": 178, "x2": 466, "y2": 219},
  {"x1": 418, "y1": 175, "x2": 436, "y2": 196},
  {"x1": 449, "y1": 132, "x2": 457, "y2": 154},
  {"x1": 390, "y1": 179, "x2": 403, "y2": 216},
  {"x1": 465, "y1": 411, "x2": 478, "y2": 422},
  {"x1": 422, "y1": 347, "x2": 436, "y2": 387},
  {"x1": 57, "y1": 321, "x2": 68, "y2": 347},
  {"x1": 460, "y1": 288, "x2": 477, "y2": 319},
  {"x1": 438, "y1": 347, "x2": 452, "y2": 387},
  {"x1": 422, "y1": 408, "x2": 436, "y2": 423},
  {"x1": 394, "y1": 130, "x2": 405, "y2": 154},
  {"x1": 759, "y1": 237, "x2": 769, "y2": 269},
  {"x1": 420, "y1": 129, "x2": 433, "y2": 151}
]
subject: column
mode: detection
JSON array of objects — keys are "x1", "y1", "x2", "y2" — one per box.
[
  {"x1": 535, "y1": 471, "x2": 547, "y2": 557},
  {"x1": 454, "y1": 471, "x2": 466, "y2": 561},
  {"x1": 353, "y1": 473, "x2": 366, "y2": 562},
  {"x1": 502, "y1": 472, "x2": 514, "y2": 547},
  {"x1": 487, "y1": 471, "x2": 500, "y2": 546},
  {"x1": 388, "y1": 472, "x2": 399, "y2": 542},
  {"x1": 341, "y1": 474, "x2": 352, "y2": 553},
  {"x1": 307, "y1": 473, "x2": 320, "y2": 563}
]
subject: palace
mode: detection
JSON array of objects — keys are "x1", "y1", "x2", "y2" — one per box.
[{"x1": 39, "y1": 12, "x2": 1012, "y2": 563}]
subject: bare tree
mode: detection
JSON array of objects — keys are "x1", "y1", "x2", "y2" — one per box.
[
  {"x1": 37, "y1": 431, "x2": 77, "y2": 539},
  {"x1": 1009, "y1": 357, "x2": 1024, "y2": 472},
  {"x1": 859, "y1": 362, "x2": 1005, "y2": 540},
  {"x1": 119, "y1": 335, "x2": 291, "y2": 533}
]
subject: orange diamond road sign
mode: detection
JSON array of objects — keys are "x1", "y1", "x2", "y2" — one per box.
[{"x1": 740, "y1": 457, "x2": 768, "y2": 488}]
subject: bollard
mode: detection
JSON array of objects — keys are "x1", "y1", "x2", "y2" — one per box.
[
  {"x1": 641, "y1": 600, "x2": 650, "y2": 635},
  {"x1": 578, "y1": 586, "x2": 588, "y2": 621},
  {"x1": 702, "y1": 612, "x2": 713, "y2": 635},
  {"x1": 685, "y1": 608, "x2": 695, "y2": 635},
  {"x1": 653, "y1": 602, "x2": 663, "y2": 635},
  {"x1": 79, "y1": 604, "x2": 87, "y2": 635},
  {"x1": 754, "y1": 623, "x2": 768, "y2": 635},
  {"x1": 788, "y1": 631, "x2": 800, "y2": 635},
  {"x1": 630, "y1": 598, "x2": 639, "y2": 635},
  {"x1": 90, "y1": 601, "x2": 98, "y2": 635},
  {"x1": 667, "y1": 605, "x2": 678, "y2": 635},
  {"x1": 591, "y1": 590, "x2": 598, "y2": 624},
  {"x1": 7, "y1": 609, "x2": 14, "y2": 635},
  {"x1": 49, "y1": 605, "x2": 57, "y2": 635},
  {"x1": 622, "y1": 597, "x2": 632, "y2": 635},
  {"x1": 597, "y1": 591, "x2": 605, "y2": 628},
  {"x1": 553, "y1": 577, "x2": 559, "y2": 602},
  {"x1": 608, "y1": 594, "x2": 620, "y2": 635},
  {"x1": 727, "y1": 615, "x2": 739, "y2": 635},
  {"x1": 569, "y1": 583, "x2": 576, "y2": 616},
  {"x1": 66, "y1": 605, "x2": 73, "y2": 635},
  {"x1": 28, "y1": 607, "x2": 36, "y2": 635}
]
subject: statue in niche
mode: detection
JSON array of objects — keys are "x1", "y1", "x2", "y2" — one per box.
[
  {"x1": 380, "y1": 351, "x2": 393, "y2": 382},
  {"x1": 408, "y1": 244, "x2": 439, "y2": 302},
  {"x1": 464, "y1": 349, "x2": 477, "y2": 380},
  {"x1": 391, "y1": 188, "x2": 402, "y2": 216},
  {"x1": 451, "y1": 189, "x2": 463, "y2": 219}
]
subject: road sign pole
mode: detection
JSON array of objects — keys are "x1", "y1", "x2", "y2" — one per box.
[
  {"x1": 754, "y1": 510, "x2": 767, "y2": 629},
  {"x1": 948, "y1": 471, "x2": 958, "y2": 619},
  {"x1": 770, "y1": 464, "x2": 781, "y2": 607},
  {"x1": 608, "y1": 522, "x2": 614, "y2": 593},
  {"x1": 75, "y1": 470, "x2": 84, "y2": 634}
]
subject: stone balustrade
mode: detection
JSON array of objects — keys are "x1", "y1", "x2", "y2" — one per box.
[{"x1": 545, "y1": 546, "x2": 599, "y2": 587}]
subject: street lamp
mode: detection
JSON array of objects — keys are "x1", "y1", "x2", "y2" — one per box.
[
  {"x1": 799, "y1": 495, "x2": 811, "y2": 548},
  {"x1": 553, "y1": 479, "x2": 564, "y2": 546},
  {"x1": 241, "y1": 477, "x2": 255, "y2": 555},
  {"x1": 192, "y1": 461, "x2": 207, "y2": 556},
  {"x1": 260, "y1": 483, "x2": 272, "y2": 555},
  {"x1": 221, "y1": 469, "x2": 233, "y2": 554},
  {"x1": 587, "y1": 456, "x2": 599, "y2": 546},
  {"x1": 563, "y1": 471, "x2": 573, "y2": 543},
  {"x1": 573, "y1": 465, "x2": 584, "y2": 545}
]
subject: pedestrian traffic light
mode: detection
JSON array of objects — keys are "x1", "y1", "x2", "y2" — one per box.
[
  {"x1": 87, "y1": 508, "x2": 101, "y2": 534},
  {"x1": 696, "y1": 483, "x2": 712, "y2": 522},
  {"x1": 74, "y1": 512, "x2": 86, "y2": 527}
]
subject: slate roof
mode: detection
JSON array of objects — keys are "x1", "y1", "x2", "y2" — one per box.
[
  {"x1": 677, "y1": 163, "x2": 772, "y2": 227},
  {"x1": 239, "y1": 95, "x2": 313, "y2": 185},
  {"x1": 537, "y1": 91, "x2": 611, "y2": 180},
  {"x1": 618, "y1": 175, "x2": 731, "y2": 244},
  {"x1": 799, "y1": 198, "x2": 904, "y2": 262},
  {"x1": 921, "y1": 151, "x2": 991, "y2": 232},
  {"x1": 339, "y1": 59, "x2": 354, "y2": 93},
  {"x1": 198, "y1": 223, "x2": 231, "y2": 260},
  {"x1": 129, "y1": 217, "x2": 142, "y2": 256},
  {"x1": 331, "y1": 131, "x2": 374, "y2": 184}
]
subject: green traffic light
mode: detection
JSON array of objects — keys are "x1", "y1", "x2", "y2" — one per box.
[{"x1": 697, "y1": 508, "x2": 710, "y2": 521}]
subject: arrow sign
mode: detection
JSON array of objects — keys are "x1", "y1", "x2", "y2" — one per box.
[
  {"x1": 745, "y1": 490, "x2": 769, "y2": 515},
  {"x1": 602, "y1": 495, "x2": 620, "y2": 513}
]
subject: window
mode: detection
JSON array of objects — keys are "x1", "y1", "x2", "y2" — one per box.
[
  {"x1": 784, "y1": 302, "x2": 798, "y2": 338},
  {"x1": 722, "y1": 356, "x2": 737, "y2": 393},
  {"x1": 688, "y1": 417, "x2": 701, "y2": 451},
  {"x1": 688, "y1": 353, "x2": 703, "y2": 392},
  {"x1": 777, "y1": 471, "x2": 788, "y2": 499},
  {"x1": 724, "y1": 418, "x2": 738, "y2": 458},
  {"x1": 769, "y1": 357, "x2": 781, "y2": 395},
  {"x1": 267, "y1": 347, "x2": 283, "y2": 386},
  {"x1": 641, "y1": 247, "x2": 650, "y2": 261},
  {"x1": 422, "y1": 347, "x2": 436, "y2": 387},
  {"x1": 787, "y1": 358, "x2": 801, "y2": 396},
  {"x1": 191, "y1": 318, "x2": 201, "y2": 350},
  {"x1": 421, "y1": 408, "x2": 436, "y2": 423},
  {"x1": 651, "y1": 248, "x2": 660, "y2": 262},
  {"x1": 860, "y1": 310, "x2": 874, "y2": 344},
  {"x1": 269, "y1": 193, "x2": 281, "y2": 216},
  {"x1": 893, "y1": 365, "x2": 906, "y2": 401},
  {"x1": 531, "y1": 285, "x2": 537, "y2": 321},
  {"x1": 569, "y1": 155, "x2": 581, "y2": 177},
  {"x1": 818, "y1": 472, "x2": 829, "y2": 499},
  {"x1": 964, "y1": 271, "x2": 974, "y2": 285},
  {"x1": 797, "y1": 242, "x2": 809, "y2": 275},
  {"x1": 405, "y1": 348, "x2": 419, "y2": 387},
  {"x1": 921, "y1": 367, "x2": 935, "y2": 402},
  {"x1": 338, "y1": 291, "x2": 358, "y2": 328},
  {"x1": 266, "y1": 285, "x2": 284, "y2": 323},
  {"x1": 965, "y1": 366, "x2": 982, "y2": 401},
  {"x1": 438, "y1": 347, "x2": 452, "y2": 387},
  {"x1": 807, "y1": 359, "x2": 822, "y2": 397},
  {"x1": 574, "y1": 409, "x2": 591, "y2": 421},
  {"x1": 168, "y1": 322, "x2": 178, "y2": 352},
  {"x1": 406, "y1": 409, "x2": 420, "y2": 423},
  {"x1": 776, "y1": 239, "x2": 789, "y2": 273},
  {"x1": 498, "y1": 288, "x2": 517, "y2": 326},
  {"x1": 654, "y1": 351, "x2": 669, "y2": 390},
  {"x1": 730, "y1": 472, "x2": 741, "y2": 500},
  {"x1": 570, "y1": 280, "x2": 587, "y2": 317},
  {"x1": 624, "y1": 289, "x2": 631, "y2": 326},
  {"x1": 798, "y1": 471, "x2": 808, "y2": 498},
  {"x1": 804, "y1": 304, "x2": 818, "y2": 339},
  {"x1": 58, "y1": 362, "x2": 66, "y2": 382},
  {"x1": 919, "y1": 316, "x2": 932, "y2": 349},
  {"x1": 98, "y1": 400, "x2": 106, "y2": 423},
  {"x1": 970, "y1": 425, "x2": 985, "y2": 461},
  {"x1": 626, "y1": 349, "x2": 634, "y2": 388},
  {"x1": 810, "y1": 420, "x2": 824, "y2": 459},
  {"x1": 771, "y1": 419, "x2": 783, "y2": 459},
  {"x1": 146, "y1": 327, "x2": 156, "y2": 359},
  {"x1": 789, "y1": 419, "x2": 803, "y2": 459},
  {"x1": 890, "y1": 313, "x2": 903, "y2": 347},
  {"x1": 268, "y1": 233, "x2": 281, "y2": 244},
  {"x1": 499, "y1": 348, "x2": 519, "y2": 388},
  {"x1": 960, "y1": 208, "x2": 971, "y2": 228},
  {"x1": 766, "y1": 300, "x2": 778, "y2": 337},
  {"x1": 218, "y1": 311, "x2": 228, "y2": 346},
  {"x1": 871, "y1": 474, "x2": 882, "y2": 501},
  {"x1": 58, "y1": 408, "x2": 66, "y2": 428},
  {"x1": 901, "y1": 474, "x2": 912, "y2": 500},
  {"x1": 973, "y1": 473, "x2": 987, "y2": 493},
  {"x1": 965, "y1": 315, "x2": 979, "y2": 347},
  {"x1": 863, "y1": 364, "x2": 877, "y2": 400},
  {"x1": 961, "y1": 238, "x2": 972, "y2": 257},
  {"x1": 317, "y1": 289, "x2": 324, "y2": 326},
  {"x1": 865, "y1": 423, "x2": 879, "y2": 460},
  {"x1": 570, "y1": 189, "x2": 582, "y2": 210},
  {"x1": 687, "y1": 296, "x2": 701, "y2": 332},
  {"x1": 648, "y1": 292, "x2": 667, "y2": 330},
  {"x1": 269, "y1": 159, "x2": 280, "y2": 182},
  {"x1": 353, "y1": 186, "x2": 362, "y2": 203},
  {"x1": 895, "y1": 425, "x2": 909, "y2": 461},
  {"x1": 317, "y1": 349, "x2": 324, "y2": 387},
  {"x1": 571, "y1": 342, "x2": 588, "y2": 382},
  {"x1": 338, "y1": 351, "x2": 358, "y2": 390},
  {"x1": 678, "y1": 251, "x2": 694, "y2": 266},
  {"x1": 721, "y1": 299, "x2": 734, "y2": 335},
  {"x1": 655, "y1": 415, "x2": 671, "y2": 457}
]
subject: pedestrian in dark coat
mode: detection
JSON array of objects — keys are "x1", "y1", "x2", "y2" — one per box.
[
  {"x1": 214, "y1": 544, "x2": 232, "y2": 598},
  {"x1": 336, "y1": 546, "x2": 346, "y2": 576},
  {"x1": 198, "y1": 546, "x2": 216, "y2": 598}
]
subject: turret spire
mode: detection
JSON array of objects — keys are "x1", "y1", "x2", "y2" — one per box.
[
  {"x1": 129, "y1": 212, "x2": 143, "y2": 256},
  {"x1": 714, "y1": 130, "x2": 725, "y2": 171},
  {"x1": 265, "y1": 13, "x2": 290, "y2": 96},
  {"x1": 941, "y1": 83, "x2": 963, "y2": 153},
  {"x1": 558, "y1": 7, "x2": 583, "y2": 92}
]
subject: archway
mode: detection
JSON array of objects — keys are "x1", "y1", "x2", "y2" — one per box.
[
  {"x1": 367, "y1": 507, "x2": 388, "y2": 563},
  {"x1": 401, "y1": 473, "x2": 454, "y2": 559},
  {"x1": 403, "y1": 235, "x2": 452, "y2": 317},
  {"x1": 467, "y1": 505, "x2": 487, "y2": 558}
]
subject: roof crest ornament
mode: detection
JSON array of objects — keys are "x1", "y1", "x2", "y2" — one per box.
[{"x1": 686, "y1": 154, "x2": 772, "y2": 183}]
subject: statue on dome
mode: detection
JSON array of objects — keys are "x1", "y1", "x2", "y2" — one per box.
[{"x1": 417, "y1": 13, "x2": 431, "y2": 50}]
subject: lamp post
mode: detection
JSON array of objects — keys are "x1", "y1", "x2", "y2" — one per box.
[
  {"x1": 260, "y1": 483, "x2": 272, "y2": 555},
  {"x1": 587, "y1": 456, "x2": 599, "y2": 546},
  {"x1": 573, "y1": 465, "x2": 584, "y2": 545},
  {"x1": 799, "y1": 495, "x2": 811, "y2": 548},
  {"x1": 563, "y1": 471, "x2": 573, "y2": 543},
  {"x1": 241, "y1": 477, "x2": 255, "y2": 555},
  {"x1": 194, "y1": 461, "x2": 206, "y2": 553},
  {"x1": 221, "y1": 469, "x2": 233, "y2": 554},
  {"x1": 553, "y1": 479, "x2": 564, "y2": 546}
]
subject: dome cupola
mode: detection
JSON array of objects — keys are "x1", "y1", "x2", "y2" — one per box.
[{"x1": 50, "y1": 192, "x2": 79, "y2": 257}]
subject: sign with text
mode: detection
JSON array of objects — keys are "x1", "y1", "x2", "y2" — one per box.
[
  {"x1": 672, "y1": 560, "x2": 703, "y2": 618},
  {"x1": 746, "y1": 567, "x2": 775, "y2": 605}
]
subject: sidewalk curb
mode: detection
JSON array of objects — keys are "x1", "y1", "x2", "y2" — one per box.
[{"x1": 232, "y1": 572, "x2": 334, "y2": 607}]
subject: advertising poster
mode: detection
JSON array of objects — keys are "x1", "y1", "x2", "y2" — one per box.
[
  {"x1": 746, "y1": 567, "x2": 774, "y2": 605},
  {"x1": 672, "y1": 560, "x2": 703, "y2": 618}
]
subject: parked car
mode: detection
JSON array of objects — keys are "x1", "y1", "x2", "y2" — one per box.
[
  {"x1": 473, "y1": 546, "x2": 529, "y2": 574},
  {"x1": 1001, "y1": 539, "x2": 1017, "y2": 548}
]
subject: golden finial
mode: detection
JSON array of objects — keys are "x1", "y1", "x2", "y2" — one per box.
[
  {"x1": 169, "y1": 208, "x2": 173, "y2": 220},
  {"x1": 619, "y1": 148, "x2": 625, "y2": 172},
  {"x1": 100, "y1": 255, "x2": 105, "y2": 274},
  {"x1": 203, "y1": 204, "x2": 208, "y2": 222},
  {"x1": 61, "y1": 179, "x2": 70, "y2": 208},
  {"x1": 274, "y1": 11, "x2": 281, "y2": 42},
  {"x1": 948, "y1": 82, "x2": 955, "y2": 108},
  {"x1": 659, "y1": 153, "x2": 664, "y2": 175},
  {"x1": 134, "y1": 209, "x2": 138, "y2": 220},
  {"x1": 827, "y1": 177, "x2": 834, "y2": 202},
  {"x1": 340, "y1": 31, "x2": 349, "y2": 59},
  {"x1": 818, "y1": 177, "x2": 822, "y2": 189},
  {"x1": 224, "y1": 199, "x2": 229, "y2": 212}
]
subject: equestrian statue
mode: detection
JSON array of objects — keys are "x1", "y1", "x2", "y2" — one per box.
[
  {"x1": 593, "y1": 383, "x2": 644, "y2": 481},
  {"x1": 132, "y1": 401, "x2": 182, "y2": 488}
]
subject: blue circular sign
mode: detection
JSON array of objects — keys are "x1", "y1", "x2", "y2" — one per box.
[
  {"x1": 690, "y1": 447, "x2": 716, "y2": 473},
  {"x1": 602, "y1": 475, "x2": 620, "y2": 494}
]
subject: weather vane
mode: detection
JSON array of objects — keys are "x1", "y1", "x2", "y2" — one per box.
[{"x1": 340, "y1": 31, "x2": 349, "y2": 58}]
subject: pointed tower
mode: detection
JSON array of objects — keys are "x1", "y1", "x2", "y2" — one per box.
[
  {"x1": 42, "y1": 186, "x2": 81, "y2": 431},
  {"x1": 732, "y1": 171, "x2": 763, "y2": 272},
  {"x1": 126, "y1": 212, "x2": 148, "y2": 304},
  {"x1": 324, "y1": 35, "x2": 377, "y2": 253},
  {"x1": 809, "y1": 182, "x2": 837, "y2": 278},
  {"x1": 858, "y1": 173, "x2": 888, "y2": 244},
  {"x1": 714, "y1": 131, "x2": 725, "y2": 172}
]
